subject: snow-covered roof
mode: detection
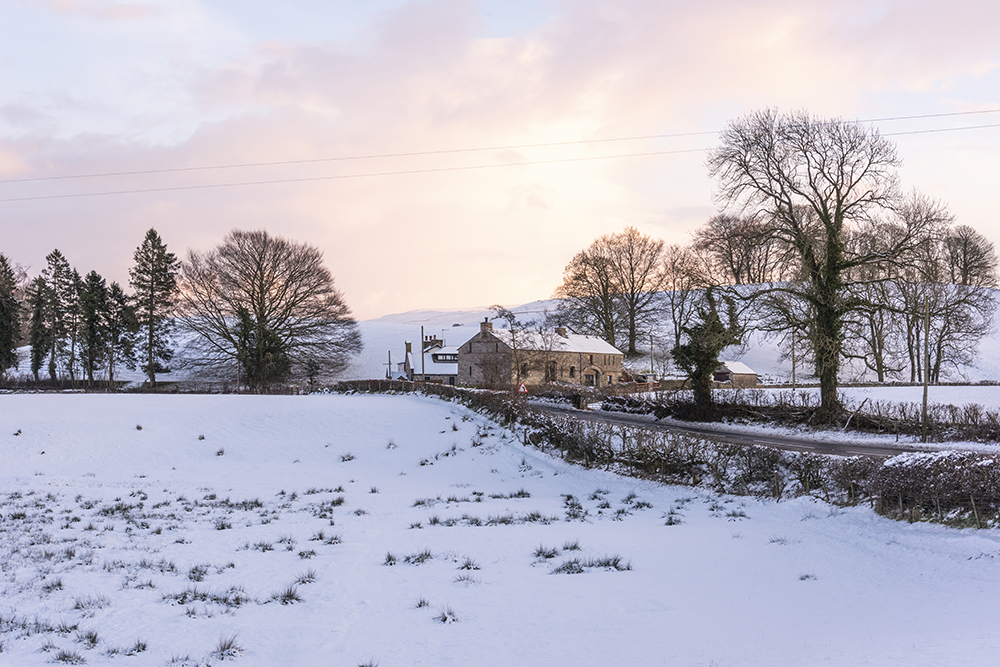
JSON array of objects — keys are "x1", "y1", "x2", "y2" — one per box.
[
  {"x1": 480, "y1": 329, "x2": 623, "y2": 356},
  {"x1": 412, "y1": 346, "x2": 458, "y2": 376},
  {"x1": 719, "y1": 361, "x2": 757, "y2": 375}
]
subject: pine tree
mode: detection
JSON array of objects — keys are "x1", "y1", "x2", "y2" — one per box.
[
  {"x1": 25, "y1": 276, "x2": 51, "y2": 382},
  {"x1": 64, "y1": 269, "x2": 83, "y2": 382},
  {"x1": 0, "y1": 254, "x2": 20, "y2": 377},
  {"x1": 41, "y1": 250, "x2": 73, "y2": 381},
  {"x1": 78, "y1": 271, "x2": 109, "y2": 386},
  {"x1": 105, "y1": 282, "x2": 137, "y2": 387},
  {"x1": 129, "y1": 229, "x2": 180, "y2": 387}
]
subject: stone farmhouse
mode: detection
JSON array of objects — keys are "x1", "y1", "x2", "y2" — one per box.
[{"x1": 457, "y1": 319, "x2": 624, "y2": 388}]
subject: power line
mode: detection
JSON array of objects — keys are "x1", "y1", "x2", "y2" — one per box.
[
  {"x1": 0, "y1": 148, "x2": 706, "y2": 203},
  {"x1": 883, "y1": 122, "x2": 1000, "y2": 137},
  {"x1": 2, "y1": 108, "x2": 999, "y2": 186},
  {"x1": 0, "y1": 132, "x2": 715, "y2": 185}
]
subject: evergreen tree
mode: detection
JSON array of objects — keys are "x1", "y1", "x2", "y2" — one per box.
[
  {"x1": 671, "y1": 288, "x2": 742, "y2": 417},
  {"x1": 105, "y1": 282, "x2": 137, "y2": 387},
  {"x1": 25, "y1": 276, "x2": 51, "y2": 382},
  {"x1": 40, "y1": 250, "x2": 74, "y2": 381},
  {"x1": 0, "y1": 254, "x2": 19, "y2": 377},
  {"x1": 78, "y1": 271, "x2": 109, "y2": 386},
  {"x1": 129, "y1": 229, "x2": 180, "y2": 387},
  {"x1": 64, "y1": 269, "x2": 84, "y2": 382}
]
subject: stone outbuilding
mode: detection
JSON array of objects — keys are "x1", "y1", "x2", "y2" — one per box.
[
  {"x1": 457, "y1": 319, "x2": 624, "y2": 388},
  {"x1": 714, "y1": 360, "x2": 759, "y2": 388}
]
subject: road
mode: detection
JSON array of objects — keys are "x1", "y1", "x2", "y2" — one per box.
[{"x1": 530, "y1": 403, "x2": 927, "y2": 458}]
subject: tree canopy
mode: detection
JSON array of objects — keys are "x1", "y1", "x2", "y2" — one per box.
[{"x1": 178, "y1": 229, "x2": 362, "y2": 391}]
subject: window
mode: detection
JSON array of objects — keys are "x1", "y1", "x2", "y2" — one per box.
[
  {"x1": 521, "y1": 363, "x2": 528, "y2": 376},
  {"x1": 589, "y1": 354, "x2": 594, "y2": 364},
  {"x1": 569, "y1": 366, "x2": 576, "y2": 378}
]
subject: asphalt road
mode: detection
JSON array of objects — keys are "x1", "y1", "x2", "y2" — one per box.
[{"x1": 530, "y1": 402, "x2": 927, "y2": 458}]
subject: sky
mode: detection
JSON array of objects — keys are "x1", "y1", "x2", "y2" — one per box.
[{"x1": 1, "y1": 0, "x2": 999, "y2": 320}]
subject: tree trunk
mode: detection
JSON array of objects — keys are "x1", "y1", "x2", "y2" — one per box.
[{"x1": 813, "y1": 278, "x2": 843, "y2": 423}]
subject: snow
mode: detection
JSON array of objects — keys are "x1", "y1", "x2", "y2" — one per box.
[
  {"x1": 718, "y1": 360, "x2": 756, "y2": 375},
  {"x1": 3, "y1": 393, "x2": 1000, "y2": 666}
]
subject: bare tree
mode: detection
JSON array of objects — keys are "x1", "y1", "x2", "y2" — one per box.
[
  {"x1": 661, "y1": 244, "x2": 705, "y2": 352},
  {"x1": 692, "y1": 214, "x2": 788, "y2": 284},
  {"x1": 944, "y1": 225, "x2": 997, "y2": 288},
  {"x1": 178, "y1": 230, "x2": 362, "y2": 391},
  {"x1": 555, "y1": 226, "x2": 666, "y2": 356},
  {"x1": 554, "y1": 243, "x2": 621, "y2": 348},
  {"x1": 611, "y1": 227, "x2": 669, "y2": 356},
  {"x1": 707, "y1": 109, "x2": 933, "y2": 421}
]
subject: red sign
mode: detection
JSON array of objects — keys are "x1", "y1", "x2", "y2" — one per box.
[{"x1": 517, "y1": 382, "x2": 528, "y2": 394}]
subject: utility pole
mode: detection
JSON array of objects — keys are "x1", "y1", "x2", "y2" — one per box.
[
  {"x1": 420, "y1": 326, "x2": 425, "y2": 380},
  {"x1": 649, "y1": 334, "x2": 654, "y2": 382},
  {"x1": 922, "y1": 297, "x2": 929, "y2": 443},
  {"x1": 791, "y1": 329, "x2": 797, "y2": 391}
]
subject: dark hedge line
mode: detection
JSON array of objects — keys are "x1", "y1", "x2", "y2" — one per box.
[
  {"x1": 334, "y1": 380, "x2": 1000, "y2": 528},
  {"x1": 601, "y1": 389, "x2": 1000, "y2": 443}
]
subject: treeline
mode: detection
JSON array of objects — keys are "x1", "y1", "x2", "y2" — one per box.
[
  {"x1": 0, "y1": 229, "x2": 362, "y2": 391},
  {"x1": 554, "y1": 109, "x2": 998, "y2": 421},
  {"x1": 0, "y1": 229, "x2": 177, "y2": 388}
]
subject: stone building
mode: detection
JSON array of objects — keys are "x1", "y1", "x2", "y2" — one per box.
[
  {"x1": 457, "y1": 319, "x2": 624, "y2": 388},
  {"x1": 397, "y1": 336, "x2": 458, "y2": 385},
  {"x1": 713, "y1": 361, "x2": 759, "y2": 388}
]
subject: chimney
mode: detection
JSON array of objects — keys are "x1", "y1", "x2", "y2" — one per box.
[
  {"x1": 423, "y1": 335, "x2": 443, "y2": 352},
  {"x1": 480, "y1": 317, "x2": 493, "y2": 336},
  {"x1": 555, "y1": 327, "x2": 568, "y2": 338},
  {"x1": 405, "y1": 341, "x2": 412, "y2": 354}
]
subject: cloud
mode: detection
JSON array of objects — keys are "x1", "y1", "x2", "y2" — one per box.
[{"x1": 33, "y1": 0, "x2": 160, "y2": 21}]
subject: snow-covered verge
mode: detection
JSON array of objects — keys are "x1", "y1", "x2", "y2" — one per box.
[{"x1": 3, "y1": 394, "x2": 1000, "y2": 666}]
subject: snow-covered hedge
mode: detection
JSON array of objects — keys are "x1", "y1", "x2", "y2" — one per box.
[{"x1": 334, "y1": 381, "x2": 1000, "y2": 527}]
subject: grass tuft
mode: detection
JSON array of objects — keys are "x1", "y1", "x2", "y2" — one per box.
[
  {"x1": 534, "y1": 545, "x2": 559, "y2": 560},
  {"x1": 435, "y1": 606, "x2": 459, "y2": 624},
  {"x1": 53, "y1": 649, "x2": 87, "y2": 664},
  {"x1": 270, "y1": 584, "x2": 303, "y2": 605},
  {"x1": 295, "y1": 569, "x2": 317, "y2": 584},
  {"x1": 213, "y1": 634, "x2": 242, "y2": 660}
]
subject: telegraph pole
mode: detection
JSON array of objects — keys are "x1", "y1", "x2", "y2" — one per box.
[{"x1": 922, "y1": 297, "x2": 929, "y2": 443}]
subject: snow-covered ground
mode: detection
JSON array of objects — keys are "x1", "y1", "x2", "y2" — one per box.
[{"x1": 3, "y1": 393, "x2": 1000, "y2": 666}]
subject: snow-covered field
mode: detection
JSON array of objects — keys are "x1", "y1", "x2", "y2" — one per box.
[{"x1": 3, "y1": 394, "x2": 1000, "y2": 666}]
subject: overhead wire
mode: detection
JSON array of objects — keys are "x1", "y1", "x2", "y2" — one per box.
[{"x1": 0, "y1": 108, "x2": 998, "y2": 202}]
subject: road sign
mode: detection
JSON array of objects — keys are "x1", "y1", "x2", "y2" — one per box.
[{"x1": 517, "y1": 382, "x2": 528, "y2": 394}]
